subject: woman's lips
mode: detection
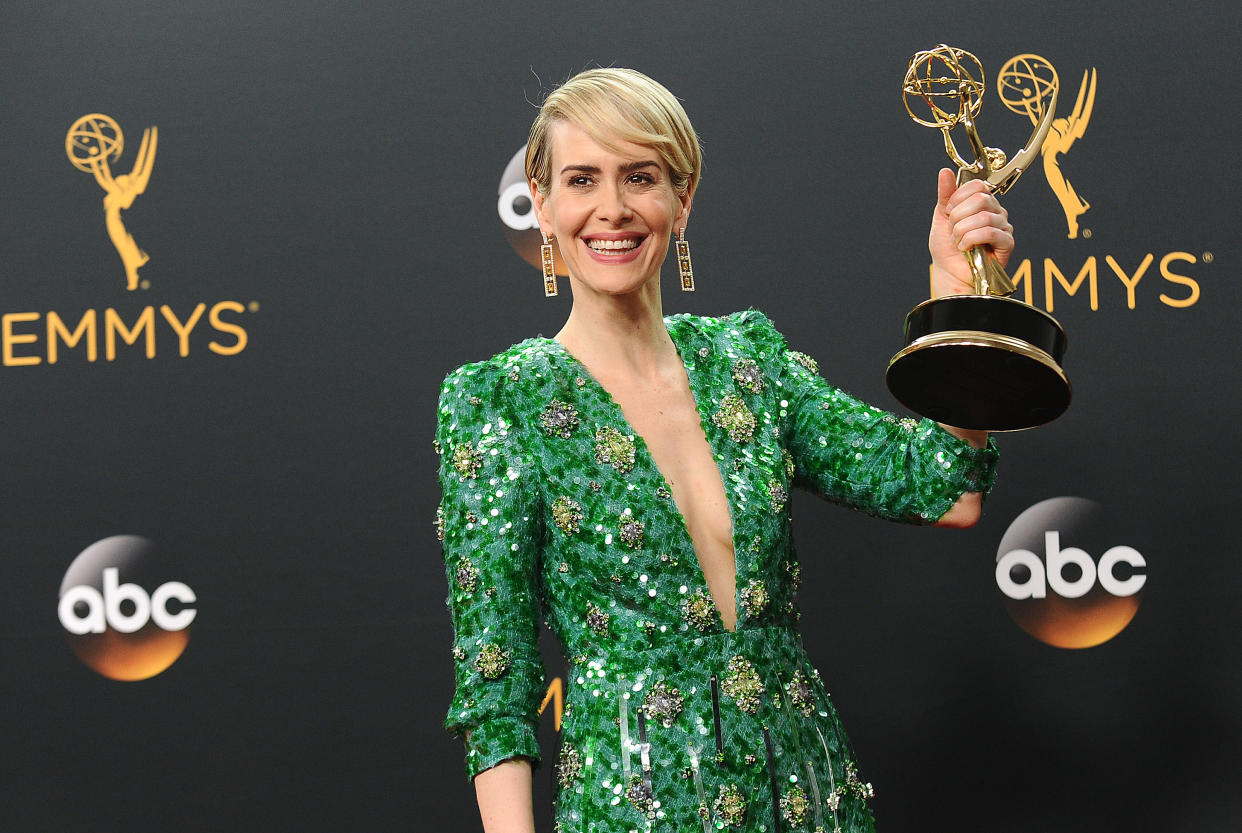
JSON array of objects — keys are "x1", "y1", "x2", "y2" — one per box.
[{"x1": 582, "y1": 234, "x2": 646, "y2": 263}]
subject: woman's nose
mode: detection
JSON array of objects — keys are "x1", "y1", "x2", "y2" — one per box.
[{"x1": 596, "y1": 182, "x2": 632, "y2": 222}]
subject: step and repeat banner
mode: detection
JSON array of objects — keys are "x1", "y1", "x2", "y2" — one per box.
[{"x1": 3, "y1": 2, "x2": 1237, "y2": 831}]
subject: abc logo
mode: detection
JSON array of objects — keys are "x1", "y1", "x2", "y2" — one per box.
[
  {"x1": 57, "y1": 535, "x2": 196, "y2": 680},
  {"x1": 996, "y1": 497, "x2": 1146, "y2": 649},
  {"x1": 497, "y1": 144, "x2": 565, "y2": 276}
]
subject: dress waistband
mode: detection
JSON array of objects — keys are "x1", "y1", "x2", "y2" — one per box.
[{"x1": 566, "y1": 624, "x2": 805, "y2": 678}]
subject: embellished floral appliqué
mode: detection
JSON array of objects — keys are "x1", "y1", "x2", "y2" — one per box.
[
  {"x1": 738, "y1": 579, "x2": 770, "y2": 619},
  {"x1": 788, "y1": 350, "x2": 819, "y2": 374},
  {"x1": 551, "y1": 496, "x2": 583, "y2": 535},
  {"x1": 557, "y1": 743, "x2": 582, "y2": 789},
  {"x1": 682, "y1": 590, "x2": 717, "y2": 632},
  {"x1": 585, "y1": 603, "x2": 610, "y2": 636},
  {"x1": 473, "y1": 644, "x2": 511, "y2": 680},
  {"x1": 721, "y1": 655, "x2": 765, "y2": 714},
  {"x1": 780, "y1": 785, "x2": 810, "y2": 826},
  {"x1": 785, "y1": 670, "x2": 816, "y2": 717},
  {"x1": 642, "y1": 681, "x2": 685, "y2": 727},
  {"x1": 713, "y1": 783, "x2": 748, "y2": 827},
  {"x1": 838, "y1": 760, "x2": 875, "y2": 803},
  {"x1": 450, "y1": 443, "x2": 482, "y2": 479},
  {"x1": 712, "y1": 394, "x2": 756, "y2": 443},
  {"x1": 618, "y1": 515, "x2": 645, "y2": 549},
  {"x1": 539, "y1": 399, "x2": 580, "y2": 438},
  {"x1": 454, "y1": 557, "x2": 479, "y2": 593},
  {"x1": 627, "y1": 775, "x2": 655, "y2": 817},
  {"x1": 768, "y1": 480, "x2": 788, "y2": 513},
  {"x1": 731, "y1": 358, "x2": 765, "y2": 393},
  {"x1": 594, "y1": 426, "x2": 636, "y2": 473}
]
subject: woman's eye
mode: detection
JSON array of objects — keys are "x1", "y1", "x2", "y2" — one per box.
[
  {"x1": 628, "y1": 172, "x2": 655, "y2": 184},
  {"x1": 568, "y1": 175, "x2": 592, "y2": 187}
]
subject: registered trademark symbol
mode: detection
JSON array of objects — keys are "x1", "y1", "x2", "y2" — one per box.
[
  {"x1": 248, "y1": 301, "x2": 260, "y2": 313},
  {"x1": 1081, "y1": 228, "x2": 1092, "y2": 239},
  {"x1": 140, "y1": 279, "x2": 151, "y2": 290},
  {"x1": 1202, "y1": 252, "x2": 1214, "y2": 264}
]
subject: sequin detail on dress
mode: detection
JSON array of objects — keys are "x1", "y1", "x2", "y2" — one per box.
[
  {"x1": 539, "y1": 399, "x2": 580, "y2": 438},
  {"x1": 557, "y1": 743, "x2": 582, "y2": 790},
  {"x1": 454, "y1": 557, "x2": 479, "y2": 593},
  {"x1": 713, "y1": 783, "x2": 748, "y2": 827},
  {"x1": 786, "y1": 670, "x2": 817, "y2": 717},
  {"x1": 642, "y1": 680, "x2": 685, "y2": 727},
  {"x1": 788, "y1": 350, "x2": 819, "y2": 374},
  {"x1": 450, "y1": 444, "x2": 482, "y2": 479},
  {"x1": 551, "y1": 496, "x2": 583, "y2": 535},
  {"x1": 732, "y1": 357, "x2": 765, "y2": 393},
  {"x1": 682, "y1": 590, "x2": 717, "y2": 632},
  {"x1": 739, "y1": 579, "x2": 770, "y2": 618},
  {"x1": 721, "y1": 655, "x2": 765, "y2": 713},
  {"x1": 781, "y1": 784, "x2": 811, "y2": 826},
  {"x1": 594, "y1": 426, "x2": 636, "y2": 473},
  {"x1": 712, "y1": 394, "x2": 757, "y2": 443},
  {"x1": 473, "y1": 644, "x2": 510, "y2": 680},
  {"x1": 585, "y1": 603, "x2": 610, "y2": 636}
]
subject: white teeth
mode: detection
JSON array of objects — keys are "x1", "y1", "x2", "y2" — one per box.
[{"x1": 587, "y1": 238, "x2": 640, "y2": 252}]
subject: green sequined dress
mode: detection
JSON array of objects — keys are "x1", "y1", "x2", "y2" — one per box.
[{"x1": 437, "y1": 310, "x2": 997, "y2": 832}]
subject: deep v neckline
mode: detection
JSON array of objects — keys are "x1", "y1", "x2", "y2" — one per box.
[{"x1": 544, "y1": 323, "x2": 742, "y2": 632}]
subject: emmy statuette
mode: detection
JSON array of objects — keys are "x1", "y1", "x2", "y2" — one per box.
[{"x1": 886, "y1": 45, "x2": 1070, "y2": 431}]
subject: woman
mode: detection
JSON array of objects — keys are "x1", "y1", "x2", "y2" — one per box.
[{"x1": 437, "y1": 68, "x2": 1008, "y2": 833}]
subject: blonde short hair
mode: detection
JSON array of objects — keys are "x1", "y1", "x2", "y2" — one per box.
[{"x1": 525, "y1": 68, "x2": 702, "y2": 198}]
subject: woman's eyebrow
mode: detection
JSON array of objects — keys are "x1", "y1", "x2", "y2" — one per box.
[{"x1": 559, "y1": 160, "x2": 660, "y2": 175}]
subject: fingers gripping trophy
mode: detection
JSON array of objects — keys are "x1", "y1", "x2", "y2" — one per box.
[{"x1": 886, "y1": 45, "x2": 1070, "y2": 430}]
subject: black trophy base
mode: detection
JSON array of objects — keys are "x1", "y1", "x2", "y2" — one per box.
[{"x1": 886, "y1": 295, "x2": 1071, "y2": 431}]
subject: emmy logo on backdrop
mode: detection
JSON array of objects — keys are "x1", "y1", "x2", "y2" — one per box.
[
  {"x1": 886, "y1": 45, "x2": 1071, "y2": 431},
  {"x1": 66, "y1": 114, "x2": 158, "y2": 291},
  {"x1": 999, "y1": 55, "x2": 1097, "y2": 240}
]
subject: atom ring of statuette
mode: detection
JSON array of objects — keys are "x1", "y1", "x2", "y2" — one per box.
[
  {"x1": 902, "y1": 45, "x2": 986, "y2": 130},
  {"x1": 998, "y1": 54, "x2": 1060, "y2": 124},
  {"x1": 66, "y1": 114, "x2": 124, "y2": 172}
]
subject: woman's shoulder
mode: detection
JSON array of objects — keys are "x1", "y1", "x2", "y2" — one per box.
[
  {"x1": 438, "y1": 336, "x2": 565, "y2": 425},
  {"x1": 440, "y1": 336, "x2": 557, "y2": 389},
  {"x1": 668, "y1": 309, "x2": 825, "y2": 379},
  {"x1": 666, "y1": 308, "x2": 788, "y2": 351}
]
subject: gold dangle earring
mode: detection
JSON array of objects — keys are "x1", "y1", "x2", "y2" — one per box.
[
  {"x1": 541, "y1": 232, "x2": 558, "y2": 297},
  {"x1": 676, "y1": 228, "x2": 695, "y2": 291}
]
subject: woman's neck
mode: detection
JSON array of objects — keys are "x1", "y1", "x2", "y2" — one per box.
[{"x1": 554, "y1": 281, "x2": 678, "y2": 382}]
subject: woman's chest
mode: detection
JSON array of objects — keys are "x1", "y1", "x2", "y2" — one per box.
[{"x1": 522, "y1": 358, "x2": 798, "y2": 631}]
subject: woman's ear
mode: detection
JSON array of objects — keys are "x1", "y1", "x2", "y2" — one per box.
[
  {"x1": 530, "y1": 179, "x2": 550, "y2": 235},
  {"x1": 673, "y1": 189, "x2": 693, "y2": 233}
]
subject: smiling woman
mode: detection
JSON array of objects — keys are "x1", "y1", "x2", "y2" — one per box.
[
  {"x1": 436, "y1": 67, "x2": 1009, "y2": 833},
  {"x1": 531, "y1": 121, "x2": 689, "y2": 300}
]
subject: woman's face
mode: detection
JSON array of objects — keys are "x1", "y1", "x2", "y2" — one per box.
[{"x1": 531, "y1": 120, "x2": 691, "y2": 298}]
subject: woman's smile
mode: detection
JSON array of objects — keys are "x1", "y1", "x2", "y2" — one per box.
[{"x1": 582, "y1": 233, "x2": 647, "y2": 262}]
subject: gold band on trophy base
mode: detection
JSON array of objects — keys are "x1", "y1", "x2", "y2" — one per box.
[
  {"x1": 887, "y1": 296, "x2": 1069, "y2": 430},
  {"x1": 886, "y1": 44, "x2": 1071, "y2": 431}
]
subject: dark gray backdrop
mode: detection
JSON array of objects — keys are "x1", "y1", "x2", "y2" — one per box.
[{"x1": 2, "y1": 2, "x2": 1238, "y2": 831}]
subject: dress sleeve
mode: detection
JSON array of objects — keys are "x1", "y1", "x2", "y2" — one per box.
[
  {"x1": 741, "y1": 310, "x2": 998, "y2": 524},
  {"x1": 436, "y1": 361, "x2": 547, "y2": 780}
]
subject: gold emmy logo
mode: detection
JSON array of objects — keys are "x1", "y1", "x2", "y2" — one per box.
[
  {"x1": 66, "y1": 114, "x2": 158, "y2": 290},
  {"x1": 998, "y1": 56, "x2": 1096, "y2": 239}
]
